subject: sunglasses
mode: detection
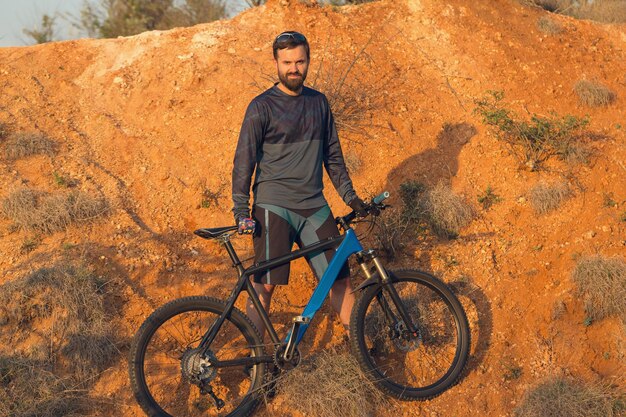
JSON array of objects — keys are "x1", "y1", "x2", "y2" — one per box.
[{"x1": 274, "y1": 32, "x2": 307, "y2": 44}]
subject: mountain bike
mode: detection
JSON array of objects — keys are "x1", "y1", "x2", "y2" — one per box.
[{"x1": 129, "y1": 191, "x2": 470, "y2": 417}]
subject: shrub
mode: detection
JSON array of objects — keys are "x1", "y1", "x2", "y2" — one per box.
[
  {"x1": 0, "y1": 264, "x2": 119, "y2": 379},
  {"x1": 75, "y1": 0, "x2": 227, "y2": 38},
  {"x1": 537, "y1": 16, "x2": 563, "y2": 34},
  {"x1": 571, "y1": 255, "x2": 626, "y2": 323},
  {"x1": 475, "y1": 91, "x2": 589, "y2": 171},
  {"x1": 574, "y1": 80, "x2": 616, "y2": 107},
  {"x1": 275, "y1": 348, "x2": 388, "y2": 417},
  {"x1": 523, "y1": 0, "x2": 626, "y2": 23},
  {"x1": 308, "y1": 40, "x2": 392, "y2": 139},
  {"x1": 399, "y1": 180, "x2": 427, "y2": 222},
  {"x1": 372, "y1": 210, "x2": 408, "y2": 260},
  {"x1": 515, "y1": 377, "x2": 626, "y2": 417},
  {"x1": 3, "y1": 132, "x2": 57, "y2": 160},
  {"x1": 198, "y1": 180, "x2": 226, "y2": 209},
  {"x1": 0, "y1": 356, "x2": 89, "y2": 417},
  {"x1": 477, "y1": 186, "x2": 502, "y2": 210},
  {"x1": 423, "y1": 183, "x2": 475, "y2": 239},
  {"x1": 369, "y1": 181, "x2": 426, "y2": 260},
  {"x1": 344, "y1": 151, "x2": 362, "y2": 174},
  {"x1": 0, "y1": 122, "x2": 9, "y2": 140},
  {"x1": 1, "y1": 188, "x2": 108, "y2": 233},
  {"x1": 529, "y1": 180, "x2": 571, "y2": 214}
]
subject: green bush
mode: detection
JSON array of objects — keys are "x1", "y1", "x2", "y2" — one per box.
[
  {"x1": 475, "y1": 91, "x2": 589, "y2": 171},
  {"x1": 477, "y1": 186, "x2": 502, "y2": 210},
  {"x1": 76, "y1": 0, "x2": 227, "y2": 38}
]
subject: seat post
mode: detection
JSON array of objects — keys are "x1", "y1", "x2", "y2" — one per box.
[{"x1": 221, "y1": 237, "x2": 244, "y2": 275}]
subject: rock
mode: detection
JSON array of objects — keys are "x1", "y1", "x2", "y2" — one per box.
[{"x1": 583, "y1": 231, "x2": 596, "y2": 239}]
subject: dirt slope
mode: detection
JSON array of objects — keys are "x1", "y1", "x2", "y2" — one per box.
[{"x1": 1, "y1": 0, "x2": 625, "y2": 416}]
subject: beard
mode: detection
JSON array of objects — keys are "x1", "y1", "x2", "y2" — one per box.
[{"x1": 278, "y1": 68, "x2": 307, "y2": 92}]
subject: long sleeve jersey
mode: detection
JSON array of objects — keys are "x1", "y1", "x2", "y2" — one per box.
[{"x1": 232, "y1": 83, "x2": 357, "y2": 220}]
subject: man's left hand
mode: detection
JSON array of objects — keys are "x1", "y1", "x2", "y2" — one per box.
[{"x1": 349, "y1": 197, "x2": 369, "y2": 217}]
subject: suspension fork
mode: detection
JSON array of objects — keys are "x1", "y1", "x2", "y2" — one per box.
[{"x1": 360, "y1": 251, "x2": 419, "y2": 336}]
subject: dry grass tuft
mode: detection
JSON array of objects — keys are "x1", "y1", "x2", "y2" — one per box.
[
  {"x1": 344, "y1": 151, "x2": 362, "y2": 174},
  {"x1": 275, "y1": 349, "x2": 388, "y2": 417},
  {"x1": 537, "y1": 16, "x2": 564, "y2": 34},
  {"x1": 424, "y1": 183, "x2": 475, "y2": 239},
  {"x1": 529, "y1": 180, "x2": 571, "y2": 214},
  {"x1": 574, "y1": 80, "x2": 616, "y2": 107},
  {"x1": 523, "y1": 0, "x2": 626, "y2": 23},
  {"x1": 515, "y1": 377, "x2": 626, "y2": 417},
  {"x1": 1, "y1": 188, "x2": 109, "y2": 233},
  {"x1": 571, "y1": 255, "x2": 626, "y2": 323},
  {"x1": 3, "y1": 131, "x2": 57, "y2": 160},
  {"x1": 0, "y1": 356, "x2": 90, "y2": 417},
  {"x1": 0, "y1": 122, "x2": 9, "y2": 140},
  {"x1": 0, "y1": 264, "x2": 119, "y2": 379}
]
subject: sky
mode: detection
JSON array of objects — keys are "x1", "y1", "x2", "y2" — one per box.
[{"x1": 0, "y1": 0, "x2": 250, "y2": 48}]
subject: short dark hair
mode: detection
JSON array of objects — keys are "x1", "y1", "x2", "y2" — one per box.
[{"x1": 272, "y1": 31, "x2": 310, "y2": 60}]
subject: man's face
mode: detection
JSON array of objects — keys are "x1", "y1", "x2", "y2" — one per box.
[{"x1": 274, "y1": 45, "x2": 309, "y2": 92}]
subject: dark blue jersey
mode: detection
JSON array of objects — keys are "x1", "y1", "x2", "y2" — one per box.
[{"x1": 232, "y1": 83, "x2": 357, "y2": 220}]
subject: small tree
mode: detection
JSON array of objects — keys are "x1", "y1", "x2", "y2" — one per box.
[
  {"x1": 23, "y1": 14, "x2": 57, "y2": 44},
  {"x1": 75, "y1": 0, "x2": 227, "y2": 38}
]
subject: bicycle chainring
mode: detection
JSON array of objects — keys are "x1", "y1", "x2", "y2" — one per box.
[{"x1": 273, "y1": 345, "x2": 301, "y2": 371}]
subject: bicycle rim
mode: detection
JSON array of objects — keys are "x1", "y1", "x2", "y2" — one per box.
[
  {"x1": 130, "y1": 297, "x2": 265, "y2": 417},
  {"x1": 352, "y1": 271, "x2": 469, "y2": 399}
]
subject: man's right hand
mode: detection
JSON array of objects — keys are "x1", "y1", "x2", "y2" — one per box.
[{"x1": 237, "y1": 217, "x2": 256, "y2": 235}]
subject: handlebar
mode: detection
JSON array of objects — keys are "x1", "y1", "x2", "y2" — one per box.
[{"x1": 336, "y1": 191, "x2": 390, "y2": 230}]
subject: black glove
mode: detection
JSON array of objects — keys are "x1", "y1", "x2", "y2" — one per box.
[{"x1": 349, "y1": 197, "x2": 369, "y2": 217}]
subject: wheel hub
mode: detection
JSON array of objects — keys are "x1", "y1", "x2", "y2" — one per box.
[
  {"x1": 181, "y1": 348, "x2": 217, "y2": 383},
  {"x1": 392, "y1": 323, "x2": 421, "y2": 352}
]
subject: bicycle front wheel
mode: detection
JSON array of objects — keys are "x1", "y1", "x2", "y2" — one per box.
[
  {"x1": 350, "y1": 269, "x2": 470, "y2": 400},
  {"x1": 129, "y1": 296, "x2": 266, "y2": 417}
]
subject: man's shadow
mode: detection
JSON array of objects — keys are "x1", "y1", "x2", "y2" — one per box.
[
  {"x1": 387, "y1": 122, "x2": 477, "y2": 192},
  {"x1": 380, "y1": 122, "x2": 492, "y2": 374}
]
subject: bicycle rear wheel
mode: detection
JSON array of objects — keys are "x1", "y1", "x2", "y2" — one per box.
[
  {"x1": 129, "y1": 296, "x2": 266, "y2": 417},
  {"x1": 350, "y1": 269, "x2": 470, "y2": 400}
]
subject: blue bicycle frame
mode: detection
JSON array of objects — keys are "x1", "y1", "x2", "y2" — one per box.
[{"x1": 288, "y1": 228, "x2": 363, "y2": 345}]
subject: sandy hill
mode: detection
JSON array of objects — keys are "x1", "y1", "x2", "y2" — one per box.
[{"x1": 0, "y1": 0, "x2": 624, "y2": 416}]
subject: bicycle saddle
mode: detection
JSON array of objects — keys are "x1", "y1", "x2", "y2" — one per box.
[{"x1": 194, "y1": 226, "x2": 238, "y2": 240}]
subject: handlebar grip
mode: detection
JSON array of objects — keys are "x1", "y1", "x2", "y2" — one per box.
[{"x1": 372, "y1": 191, "x2": 390, "y2": 205}]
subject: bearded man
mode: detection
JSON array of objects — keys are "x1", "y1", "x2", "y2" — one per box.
[{"x1": 231, "y1": 31, "x2": 367, "y2": 340}]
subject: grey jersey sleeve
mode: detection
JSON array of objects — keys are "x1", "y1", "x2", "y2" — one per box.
[
  {"x1": 232, "y1": 100, "x2": 265, "y2": 221},
  {"x1": 322, "y1": 97, "x2": 358, "y2": 205}
]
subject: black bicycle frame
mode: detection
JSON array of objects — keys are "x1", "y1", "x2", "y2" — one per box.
[{"x1": 198, "y1": 233, "x2": 346, "y2": 358}]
